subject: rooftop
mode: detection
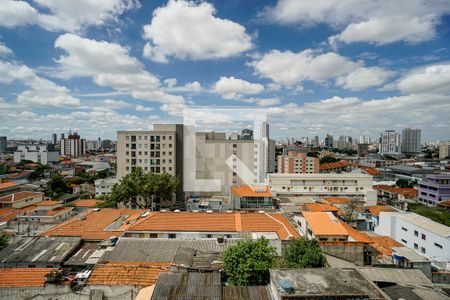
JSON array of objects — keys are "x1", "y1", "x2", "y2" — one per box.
[
  {"x1": 70, "y1": 199, "x2": 104, "y2": 207},
  {"x1": 270, "y1": 268, "x2": 386, "y2": 299},
  {"x1": 87, "y1": 262, "x2": 170, "y2": 286},
  {"x1": 320, "y1": 160, "x2": 350, "y2": 171},
  {"x1": 128, "y1": 212, "x2": 299, "y2": 240},
  {"x1": 37, "y1": 200, "x2": 61, "y2": 206},
  {"x1": 0, "y1": 236, "x2": 81, "y2": 265},
  {"x1": 363, "y1": 233, "x2": 403, "y2": 256},
  {"x1": 231, "y1": 185, "x2": 272, "y2": 197},
  {"x1": 0, "y1": 268, "x2": 55, "y2": 287},
  {"x1": 302, "y1": 203, "x2": 339, "y2": 212},
  {"x1": 102, "y1": 238, "x2": 236, "y2": 263},
  {"x1": 357, "y1": 205, "x2": 394, "y2": 217},
  {"x1": 0, "y1": 191, "x2": 43, "y2": 203},
  {"x1": 322, "y1": 196, "x2": 351, "y2": 204},
  {"x1": 302, "y1": 212, "x2": 348, "y2": 236},
  {"x1": 358, "y1": 267, "x2": 431, "y2": 285},
  {"x1": 373, "y1": 185, "x2": 418, "y2": 197},
  {"x1": 42, "y1": 208, "x2": 145, "y2": 241},
  {"x1": 0, "y1": 181, "x2": 18, "y2": 191}
]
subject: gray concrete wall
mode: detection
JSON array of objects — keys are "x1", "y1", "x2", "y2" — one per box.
[{"x1": 319, "y1": 241, "x2": 365, "y2": 266}]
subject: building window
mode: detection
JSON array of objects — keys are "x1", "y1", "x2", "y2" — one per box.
[
  {"x1": 414, "y1": 243, "x2": 418, "y2": 249},
  {"x1": 435, "y1": 243, "x2": 443, "y2": 249},
  {"x1": 421, "y1": 234, "x2": 426, "y2": 240},
  {"x1": 414, "y1": 230, "x2": 418, "y2": 237},
  {"x1": 401, "y1": 227, "x2": 407, "y2": 232},
  {"x1": 421, "y1": 247, "x2": 426, "y2": 253},
  {"x1": 168, "y1": 234, "x2": 176, "y2": 239},
  {"x1": 401, "y1": 239, "x2": 407, "y2": 244},
  {"x1": 150, "y1": 233, "x2": 157, "y2": 238}
]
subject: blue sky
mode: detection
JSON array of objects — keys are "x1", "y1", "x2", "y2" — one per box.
[{"x1": 0, "y1": 0, "x2": 449, "y2": 141}]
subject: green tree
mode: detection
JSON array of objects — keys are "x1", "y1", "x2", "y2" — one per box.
[
  {"x1": 110, "y1": 167, "x2": 179, "y2": 209},
  {"x1": 0, "y1": 233, "x2": 9, "y2": 251},
  {"x1": 320, "y1": 156, "x2": 340, "y2": 164},
  {"x1": 223, "y1": 238, "x2": 276, "y2": 286},
  {"x1": 282, "y1": 238, "x2": 326, "y2": 268},
  {"x1": 396, "y1": 179, "x2": 414, "y2": 188},
  {"x1": 46, "y1": 173, "x2": 70, "y2": 198}
]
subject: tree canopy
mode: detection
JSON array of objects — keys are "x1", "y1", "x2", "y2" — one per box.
[
  {"x1": 0, "y1": 233, "x2": 9, "y2": 251},
  {"x1": 396, "y1": 178, "x2": 415, "y2": 188},
  {"x1": 320, "y1": 156, "x2": 340, "y2": 164},
  {"x1": 282, "y1": 238, "x2": 326, "y2": 268},
  {"x1": 223, "y1": 238, "x2": 276, "y2": 286},
  {"x1": 110, "y1": 166, "x2": 179, "y2": 209},
  {"x1": 46, "y1": 173, "x2": 70, "y2": 198}
]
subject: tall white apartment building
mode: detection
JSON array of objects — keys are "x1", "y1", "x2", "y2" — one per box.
[
  {"x1": 60, "y1": 132, "x2": 86, "y2": 158},
  {"x1": 268, "y1": 173, "x2": 377, "y2": 205},
  {"x1": 379, "y1": 130, "x2": 401, "y2": 155},
  {"x1": 116, "y1": 124, "x2": 184, "y2": 200},
  {"x1": 375, "y1": 212, "x2": 450, "y2": 261},
  {"x1": 14, "y1": 144, "x2": 59, "y2": 164},
  {"x1": 401, "y1": 128, "x2": 421, "y2": 155}
]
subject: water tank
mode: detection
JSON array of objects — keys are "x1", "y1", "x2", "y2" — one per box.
[{"x1": 279, "y1": 279, "x2": 294, "y2": 293}]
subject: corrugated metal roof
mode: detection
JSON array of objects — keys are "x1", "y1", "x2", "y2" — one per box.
[
  {"x1": 102, "y1": 238, "x2": 237, "y2": 263},
  {"x1": 357, "y1": 267, "x2": 431, "y2": 285},
  {"x1": 223, "y1": 286, "x2": 271, "y2": 300},
  {"x1": 151, "y1": 273, "x2": 222, "y2": 300},
  {"x1": 0, "y1": 236, "x2": 81, "y2": 265}
]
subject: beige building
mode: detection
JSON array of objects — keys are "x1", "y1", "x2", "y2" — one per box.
[
  {"x1": 116, "y1": 124, "x2": 184, "y2": 201},
  {"x1": 268, "y1": 173, "x2": 377, "y2": 205},
  {"x1": 277, "y1": 151, "x2": 319, "y2": 174},
  {"x1": 0, "y1": 192, "x2": 44, "y2": 209},
  {"x1": 439, "y1": 141, "x2": 450, "y2": 159},
  {"x1": 185, "y1": 132, "x2": 260, "y2": 196}
]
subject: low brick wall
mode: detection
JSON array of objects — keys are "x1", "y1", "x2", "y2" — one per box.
[{"x1": 319, "y1": 241, "x2": 365, "y2": 266}]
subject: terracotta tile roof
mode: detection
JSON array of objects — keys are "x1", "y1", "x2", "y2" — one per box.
[
  {"x1": 357, "y1": 205, "x2": 394, "y2": 217},
  {"x1": 360, "y1": 166, "x2": 380, "y2": 176},
  {"x1": 364, "y1": 233, "x2": 403, "y2": 257},
  {"x1": 87, "y1": 262, "x2": 170, "y2": 286},
  {"x1": 231, "y1": 185, "x2": 272, "y2": 197},
  {"x1": 302, "y1": 203, "x2": 339, "y2": 212},
  {"x1": 70, "y1": 199, "x2": 104, "y2": 207},
  {"x1": 338, "y1": 222, "x2": 372, "y2": 243},
  {"x1": 5, "y1": 170, "x2": 34, "y2": 179},
  {"x1": 0, "y1": 208, "x2": 18, "y2": 222},
  {"x1": 438, "y1": 200, "x2": 450, "y2": 208},
  {"x1": 373, "y1": 185, "x2": 418, "y2": 197},
  {"x1": 320, "y1": 160, "x2": 350, "y2": 171},
  {"x1": 0, "y1": 268, "x2": 55, "y2": 287},
  {"x1": 37, "y1": 200, "x2": 60, "y2": 206},
  {"x1": 302, "y1": 212, "x2": 348, "y2": 236},
  {"x1": 0, "y1": 181, "x2": 18, "y2": 191},
  {"x1": 322, "y1": 197, "x2": 351, "y2": 204},
  {"x1": 44, "y1": 207, "x2": 72, "y2": 216},
  {"x1": 128, "y1": 212, "x2": 298, "y2": 240},
  {"x1": 42, "y1": 208, "x2": 145, "y2": 241},
  {"x1": 0, "y1": 191, "x2": 43, "y2": 203}
]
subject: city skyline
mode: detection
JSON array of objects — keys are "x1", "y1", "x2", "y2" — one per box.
[{"x1": 1, "y1": 0, "x2": 450, "y2": 140}]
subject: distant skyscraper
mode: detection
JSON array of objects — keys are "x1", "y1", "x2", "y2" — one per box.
[
  {"x1": 439, "y1": 141, "x2": 450, "y2": 159},
  {"x1": 379, "y1": 130, "x2": 401, "y2": 155},
  {"x1": 261, "y1": 122, "x2": 269, "y2": 139},
  {"x1": 312, "y1": 136, "x2": 320, "y2": 148},
  {"x1": 51, "y1": 133, "x2": 57, "y2": 145},
  {"x1": 60, "y1": 132, "x2": 86, "y2": 158},
  {"x1": 240, "y1": 128, "x2": 253, "y2": 140},
  {"x1": 401, "y1": 128, "x2": 421, "y2": 154},
  {"x1": 324, "y1": 134, "x2": 334, "y2": 148},
  {"x1": 359, "y1": 135, "x2": 371, "y2": 144},
  {"x1": 0, "y1": 136, "x2": 6, "y2": 153},
  {"x1": 60, "y1": 133, "x2": 65, "y2": 140}
]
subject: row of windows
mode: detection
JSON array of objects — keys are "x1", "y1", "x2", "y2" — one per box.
[
  {"x1": 125, "y1": 166, "x2": 172, "y2": 173},
  {"x1": 125, "y1": 135, "x2": 172, "y2": 141},
  {"x1": 126, "y1": 143, "x2": 173, "y2": 149},
  {"x1": 125, "y1": 151, "x2": 173, "y2": 157},
  {"x1": 402, "y1": 227, "x2": 427, "y2": 240},
  {"x1": 126, "y1": 158, "x2": 173, "y2": 164}
]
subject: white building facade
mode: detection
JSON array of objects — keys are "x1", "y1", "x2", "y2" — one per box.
[
  {"x1": 268, "y1": 173, "x2": 377, "y2": 205},
  {"x1": 14, "y1": 144, "x2": 59, "y2": 164},
  {"x1": 379, "y1": 130, "x2": 401, "y2": 155},
  {"x1": 95, "y1": 178, "x2": 118, "y2": 197},
  {"x1": 375, "y1": 212, "x2": 450, "y2": 262}
]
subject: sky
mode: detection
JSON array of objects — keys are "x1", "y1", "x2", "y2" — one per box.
[{"x1": 0, "y1": 0, "x2": 450, "y2": 141}]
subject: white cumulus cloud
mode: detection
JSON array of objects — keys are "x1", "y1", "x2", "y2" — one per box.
[
  {"x1": 397, "y1": 64, "x2": 450, "y2": 94},
  {"x1": 213, "y1": 76, "x2": 264, "y2": 99},
  {"x1": 142, "y1": 0, "x2": 253, "y2": 62}
]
